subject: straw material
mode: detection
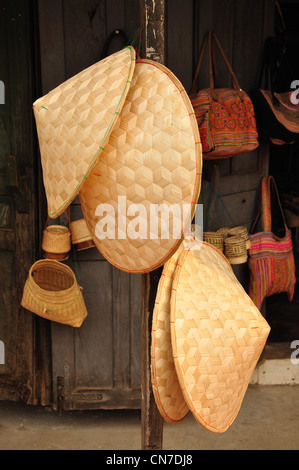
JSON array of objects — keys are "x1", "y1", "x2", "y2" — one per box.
[
  {"x1": 224, "y1": 235, "x2": 248, "y2": 264},
  {"x1": 228, "y1": 226, "x2": 251, "y2": 249},
  {"x1": 170, "y1": 241, "x2": 270, "y2": 433},
  {"x1": 217, "y1": 226, "x2": 231, "y2": 239},
  {"x1": 21, "y1": 260, "x2": 87, "y2": 327},
  {"x1": 42, "y1": 225, "x2": 71, "y2": 260},
  {"x1": 33, "y1": 46, "x2": 136, "y2": 218},
  {"x1": 203, "y1": 232, "x2": 224, "y2": 252},
  {"x1": 151, "y1": 242, "x2": 189, "y2": 423},
  {"x1": 80, "y1": 59, "x2": 202, "y2": 273},
  {"x1": 70, "y1": 218, "x2": 95, "y2": 251}
]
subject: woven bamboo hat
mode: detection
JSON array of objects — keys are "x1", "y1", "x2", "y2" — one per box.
[
  {"x1": 33, "y1": 46, "x2": 136, "y2": 219},
  {"x1": 21, "y1": 259, "x2": 87, "y2": 327},
  {"x1": 151, "y1": 242, "x2": 189, "y2": 424},
  {"x1": 80, "y1": 59, "x2": 202, "y2": 273},
  {"x1": 170, "y1": 241, "x2": 270, "y2": 433}
]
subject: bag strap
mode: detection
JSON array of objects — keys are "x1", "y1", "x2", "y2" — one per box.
[
  {"x1": 191, "y1": 30, "x2": 244, "y2": 100},
  {"x1": 210, "y1": 32, "x2": 243, "y2": 97},
  {"x1": 191, "y1": 32, "x2": 209, "y2": 94},
  {"x1": 261, "y1": 175, "x2": 288, "y2": 232}
]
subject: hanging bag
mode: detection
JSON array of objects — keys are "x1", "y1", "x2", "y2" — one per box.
[
  {"x1": 251, "y1": 2, "x2": 299, "y2": 145},
  {"x1": 190, "y1": 30, "x2": 259, "y2": 159},
  {"x1": 248, "y1": 176, "x2": 296, "y2": 310}
]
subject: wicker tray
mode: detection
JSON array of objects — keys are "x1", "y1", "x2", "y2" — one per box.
[
  {"x1": 151, "y1": 242, "x2": 189, "y2": 423},
  {"x1": 170, "y1": 241, "x2": 270, "y2": 433},
  {"x1": 80, "y1": 59, "x2": 202, "y2": 273},
  {"x1": 33, "y1": 47, "x2": 136, "y2": 218}
]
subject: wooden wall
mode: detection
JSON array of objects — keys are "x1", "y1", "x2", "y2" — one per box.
[
  {"x1": 166, "y1": 0, "x2": 275, "y2": 287},
  {"x1": 0, "y1": 0, "x2": 38, "y2": 402},
  {"x1": 0, "y1": 0, "x2": 276, "y2": 409}
]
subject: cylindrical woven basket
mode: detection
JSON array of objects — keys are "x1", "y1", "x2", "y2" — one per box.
[
  {"x1": 228, "y1": 226, "x2": 251, "y2": 249},
  {"x1": 224, "y1": 235, "x2": 248, "y2": 264},
  {"x1": 70, "y1": 219, "x2": 95, "y2": 251},
  {"x1": 203, "y1": 232, "x2": 224, "y2": 252},
  {"x1": 21, "y1": 259, "x2": 87, "y2": 327},
  {"x1": 217, "y1": 226, "x2": 231, "y2": 240},
  {"x1": 42, "y1": 225, "x2": 71, "y2": 260}
]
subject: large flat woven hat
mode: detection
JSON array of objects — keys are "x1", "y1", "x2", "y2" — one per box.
[
  {"x1": 170, "y1": 241, "x2": 270, "y2": 433},
  {"x1": 151, "y1": 242, "x2": 189, "y2": 424},
  {"x1": 33, "y1": 46, "x2": 136, "y2": 218},
  {"x1": 80, "y1": 59, "x2": 202, "y2": 273}
]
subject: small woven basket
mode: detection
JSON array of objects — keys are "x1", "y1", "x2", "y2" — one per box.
[
  {"x1": 42, "y1": 225, "x2": 71, "y2": 260},
  {"x1": 70, "y1": 219, "x2": 95, "y2": 251},
  {"x1": 21, "y1": 259, "x2": 87, "y2": 327},
  {"x1": 217, "y1": 226, "x2": 231, "y2": 240},
  {"x1": 228, "y1": 226, "x2": 251, "y2": 249},
  {"x1": 203, "y1": 232, "x2": 224, "y2": 252},
  {"x1": 224, "y1": 235, "x2": 248, "y2": 264}
]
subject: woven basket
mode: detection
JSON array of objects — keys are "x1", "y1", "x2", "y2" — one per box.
[
  {"x1": 224, "y1": 235, "x2": 248, "y2": 264},
  {"x1": 203, "y1": 232, "x2": 224, "y2": 252},
  {"x1": 33, "y1": 46, "x2": 136, "y2": 218},
  {"x1": 228, "y1": 226, "x2": 251, "y2": 249},
  {"x1": 170, "y1": 241, "x2": 270, "y2": 433},
  {"x1": 80, "y1": 59, "x2": 202, "y2": 273},
  {"x1": 21, "y1": 260, "x2": 87, "y2": 327},
  {"x1": 42, "y1": 225, "x2": 71, "y2": 260},
  {"x1": 70, "y1": 218, "x2": 95, "y2": 251},
  {"x1": 151, "y1": 242, "x2": 189, "y2": 423},
  {"x1": 217, "y1": 226, "x2": 231, "y2": 239}
]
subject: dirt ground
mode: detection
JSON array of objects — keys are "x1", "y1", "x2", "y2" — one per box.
[{"x1": 0, "y1": 384, "x2": 299, "y2": 450}]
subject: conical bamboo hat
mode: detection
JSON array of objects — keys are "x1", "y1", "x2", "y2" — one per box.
[
  {"x1": 33, "y1": 46, "x2": 136, "y2": 218},
  {"x1": 170, "y1": 241, "x2": 270, "y2": 433},
  {"x1": 80, "y1": 59, "x2": 202, "y2": 273}
]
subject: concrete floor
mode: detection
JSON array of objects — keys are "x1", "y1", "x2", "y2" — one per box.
[{"x1": 0, "y1": 385, "x2": 299, "y2": 450}]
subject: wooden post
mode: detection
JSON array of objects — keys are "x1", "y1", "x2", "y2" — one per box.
[{"x1": 140, "y1": 0, "x2": 165, "y2": 451}]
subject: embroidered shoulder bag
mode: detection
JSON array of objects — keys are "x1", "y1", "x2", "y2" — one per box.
[
  {"x1": 248, "y1": 176, "x2": 296, "y2": 310},
  {"x1": 189, "y1": 30, "x2": 259, "y2": 159}
]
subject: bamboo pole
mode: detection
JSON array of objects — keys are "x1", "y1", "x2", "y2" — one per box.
[{"x1": 140, "y1": 0, "x2": 165, "y2": 451}]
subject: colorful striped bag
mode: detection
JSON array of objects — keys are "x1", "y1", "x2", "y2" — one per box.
[
  {"x1": 189, "y1": 31, "x2": 259, "y2": 159},
  {"x1": 248, "y1": 176, "x2": 296, "y2": 310}
]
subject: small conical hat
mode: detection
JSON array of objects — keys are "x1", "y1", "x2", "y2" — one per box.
[{"x1": 33, "y1": 46, "x2": 136, "y2": 218}]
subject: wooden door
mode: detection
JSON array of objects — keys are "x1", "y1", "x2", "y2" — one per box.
[
  {"x1": 0, "y1": 0, "x2": 39, "y2": 402},
  {"x1": 37, "y1": 0, "x2": 142, "y2": 410}
]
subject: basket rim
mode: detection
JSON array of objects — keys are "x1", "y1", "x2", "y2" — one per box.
[{"x1": 28, "y1": 259, "x2": 76, "y2": 295}]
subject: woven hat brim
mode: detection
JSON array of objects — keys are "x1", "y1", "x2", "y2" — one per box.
[
  {"x1": 151, "y1": 242, "x2": 189, "y2": 424},
  {"x1": 80, "y1": 59, "x2": 202, "y2": 273},
  {"x1": 33, "y1": 46, "x2": 136, "y2": 218},
  {"x1": 170, "y1": 241, "x2": 270, "y2": 433}
]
